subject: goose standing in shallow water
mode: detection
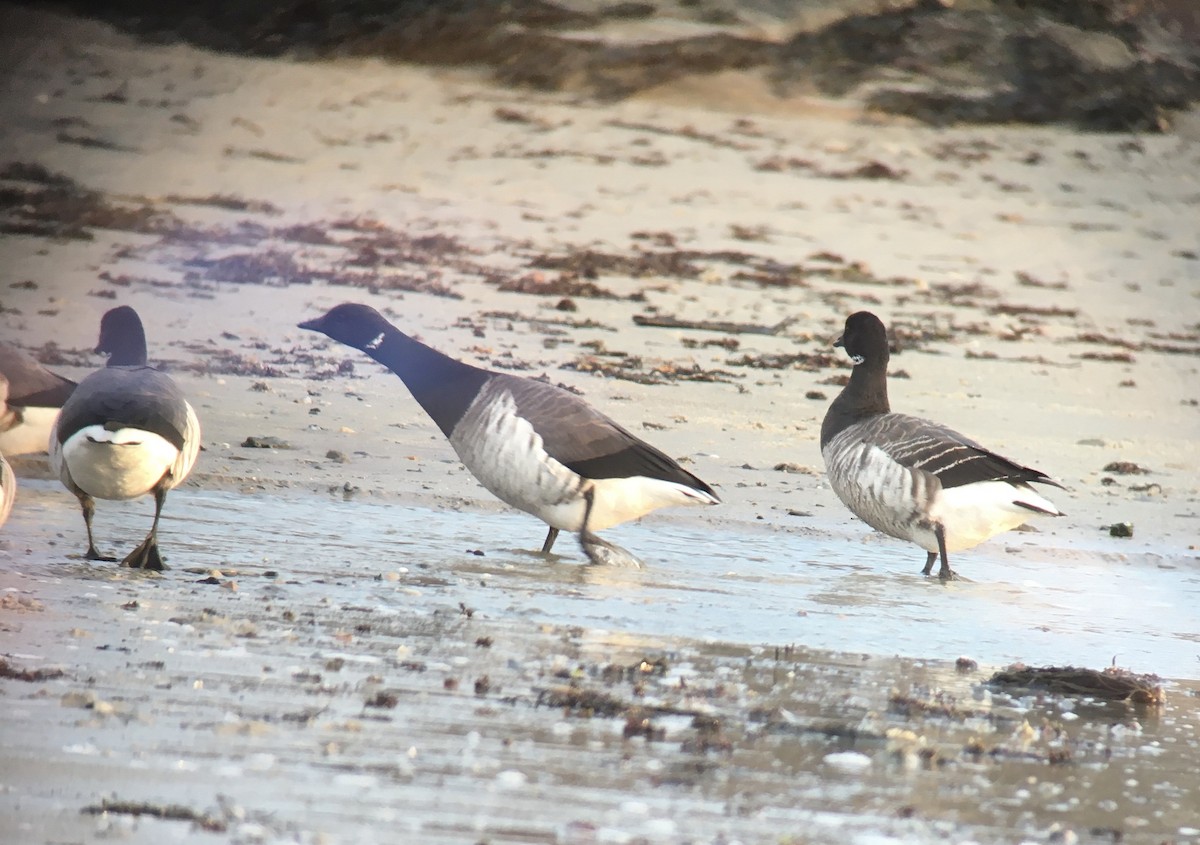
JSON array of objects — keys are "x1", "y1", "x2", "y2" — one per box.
[
  {"x1": 299, "y1": 302, "x2": 719, "y2": 566},
  {"x1": 0, "y1": 377, "x2": 15, "y2": 525},
  {"x1": 820, "y1": 311, "x2": 1064, "y2": 580},
  {"x1": 0, "y1": 342, "x2": 76, "y2": 456},
  {"x1": 50, "y1": 306, "x2": 201, "y2": 570}
]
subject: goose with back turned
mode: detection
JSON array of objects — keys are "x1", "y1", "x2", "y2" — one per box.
[
  {"x1": 299, "y1": 302, "x2": 719, "y2": 566},
  {"x1": 820, "y1": 311, "x2": 1064, "y2": 579},
  {"x1": 50, "y1": 306, "x2": 201, "y2": 570}
]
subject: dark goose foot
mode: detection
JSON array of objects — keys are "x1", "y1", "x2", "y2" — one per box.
[
  {"x1": 85, "y1": 546, "x2": 118, "y2": 563},
  {"x1": 578, "y1": 531, "x2": 644, "y2": 569},
  {"x1": 122, "y1": 536, "x2": 166, "y2": 571}
]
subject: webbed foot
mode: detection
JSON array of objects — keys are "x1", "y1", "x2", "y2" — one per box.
[
  {"x1": 578, "y1": 532, "x2": 644, "y2": 569},
  {"x1": 121, "y1": 537, "x2": 166, "y2": 571}
]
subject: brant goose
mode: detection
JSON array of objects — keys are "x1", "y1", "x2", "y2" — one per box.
[
  {"x1": 0, "y1": 450, "x2": 13, "y2": 528},
  {"x1": 820, "y1": 311, "x2": 1063, "y2": 579},
  {"x1": 299, "y1": 303, "x2": 719, "y2": 565},
  {"x1": 50, "y1": 306, "x2": 201, "y2": 570},
  {"x1": 0, "y1": 377, "x2": 14, "y2": 526},
  {"x1": 0, "y1": 342, "x2": 76, "y2": 456}
]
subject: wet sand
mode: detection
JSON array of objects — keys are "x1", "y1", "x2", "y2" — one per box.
[{"x1": 2, "y1": 4, "x2": 1200, "y2": 843}]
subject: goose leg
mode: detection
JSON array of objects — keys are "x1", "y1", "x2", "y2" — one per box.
[
  {"x1": 540, "y1": 527, "x2": 559, "y2": 555},
  {"x1": 122, "y1": 483, "x2": 169, "y2": 571},
  {"x1": 576, "y1": 487, "x2": 643, "y2": 568},
  {"x1": 78, "y1": 493, "x2": 116, "y2": 562},
  {"x1": 933, "y1": 525, "x2": 955, "y2": 581},
  {"x1": 921, "y1": 551, "x2": 937, "y2": 577}
]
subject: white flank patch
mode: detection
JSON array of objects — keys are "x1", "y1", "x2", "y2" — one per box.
[
  {"x1": 175, "y1": 401, "x2": 202, "y2": 485},
  {"x1": 586, "y1": 476, "x2": 716, "y2": 531},
  {"x1": 57, "y1": 426, "x2": 179, "y2": 500},
  {"x1": 934, "y1": 480, "x2": 1061, "y2": 552}
]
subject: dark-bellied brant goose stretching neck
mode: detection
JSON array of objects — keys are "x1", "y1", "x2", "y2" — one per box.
[
  {"x1": 820, "y1": 311, "x2": 1063, "y2": 580},
  {"x1": 50, "y1": 306, "x2": 201, "y2": 570},
  {"x1": 299, "y1": 302, "x2": 719, "y2": 566},
  {"x1": 0, "y1": 342, "x2": 77, "y2": 456}
]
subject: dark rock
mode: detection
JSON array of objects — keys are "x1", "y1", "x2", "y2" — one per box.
[
  {"x1": 1103, "y1": 461, "x2": 1150, "y2": 474},
  {"x1": 241, "y1": 435, "x2": 292, "y2": 449},
  {"x1": 1105, "y1": 522, "x2": 1134, "y2": 538}
]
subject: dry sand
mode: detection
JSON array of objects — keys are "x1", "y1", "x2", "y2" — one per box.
[{"x1": 1, "y1": 5, "x2": 1199, "y2": 843}]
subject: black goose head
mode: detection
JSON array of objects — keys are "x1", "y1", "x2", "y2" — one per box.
[
  {"x1": 821, "y1": 311, "x2": 893, "y2": 444},
  {"x1": 298, "y1": 303, "x2": 393, "y2": 352},
  {"x1": 97, "y1": 306, "x2": 149, "y2": 367},
  {"x1": 298, "y1": 302, "x2": 489, "y2": 437},
  {"x1": 835, "y1": 311, "x2": 889, "y2": 368}
]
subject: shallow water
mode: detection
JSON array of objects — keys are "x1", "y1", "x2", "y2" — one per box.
[
  {"x1": 12, "y1": 481, "x2": 1194, "y2": 678},
  {"x1": 3, "y1": 482, "x2": 1199, "y2": 845}
]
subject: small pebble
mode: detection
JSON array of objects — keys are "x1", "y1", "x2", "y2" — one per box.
[
  {"x1": 494, "y1": 770, "x2": 527, "y2": 790},
  {"x1": 823, "y1": 751, "x2": 872, "y2": 771}
]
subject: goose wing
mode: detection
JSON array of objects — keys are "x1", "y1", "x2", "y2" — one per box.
[
  {"x1": 496, "y1": 375, "x2": 717, "y2": 497},
  {"x1": 0, "y1": 343, "x2": 76, "y2": 407},
  {"x1": 860, "y1": 413, "x2": 1063, "y2": 491}
]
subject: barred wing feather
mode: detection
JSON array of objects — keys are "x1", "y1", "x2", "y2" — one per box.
[{"x1": 856, "y1": 413, "x2": 1064, "y2": 492}]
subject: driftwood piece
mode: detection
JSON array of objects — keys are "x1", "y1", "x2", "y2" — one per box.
[{"x1": 633, "y1": 314, "x2": 795, "y2": 335}]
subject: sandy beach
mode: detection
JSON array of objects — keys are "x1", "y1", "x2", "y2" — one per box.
[{"x1": 1, "y1": 3, "x2": 1199, "y2": 843}]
